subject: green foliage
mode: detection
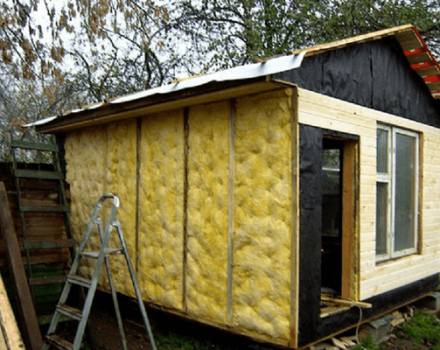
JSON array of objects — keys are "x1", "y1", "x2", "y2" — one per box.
[
  {"x1": 396, "y1": 310, "x2": 440, "y2": 347},
  {"x1": 155, "y1": 331, "x2": 233, "y2": 350},
  {"x1": 177, "y1": 0, "x2": 440, "y2": 70},
  {"x1": 352, "y1": 334, "x2": 382, "y2": 350}
]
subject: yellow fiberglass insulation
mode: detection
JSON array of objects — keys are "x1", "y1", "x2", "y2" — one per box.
[
  {"x1": 186, "y1": 101, "x2": 230, "y2": 323},
  {"x1": 105, "y1": 120, "x2": 137, "y2": 297},
  {"x1": 232, "y1": 89, "x2": 293, "y2": 341},
  {"x1": 138, "y1": 111, "x2": 185, "y2": 310},
  {"x1": 65, "y1": 121, "x2": 138, "y2": 296},
  {"x1": 65, "y1": 126, "x2": 109, "y2": 287}
]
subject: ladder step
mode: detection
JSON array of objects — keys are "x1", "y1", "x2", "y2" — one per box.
[
  {"x1": 11, "y1": 140, "x2": 58, "y2": 152},
  {"x1": 56, "y1": 304, "x2": 82, "y2": 321},
  {"x1": 45, "y1": 334, "x2": 73, "y2": 350},
  {"x1": 67, "y1": 275, "x2": 92, "y2": 288},
  {"x1": 38, "y1": 314, "x2": 72, "y2": 325},
  {"x1": 80, "y1": 248, "x2": 123, "y2": 258},
  {"x1": 29, "y1": 275, "x2": 66, "y2": 286},
  {"x1": 14, "y1": 169, "x2": 63, "y2": 180},
  {"x1": 24, "y1": 238, "x2": 76, "y2": 250},
  {"x1": 20, "y1": 205, "x2": 70, "y2": 213}
]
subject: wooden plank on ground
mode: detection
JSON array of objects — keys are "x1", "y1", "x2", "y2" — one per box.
[{"x1": 0, "y1": 181, "x2": 42, "y2": 350}]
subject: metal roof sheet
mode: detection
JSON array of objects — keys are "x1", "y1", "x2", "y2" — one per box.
[{"x1": 24, "y1": 52, "x2": 305, "y2": 128}]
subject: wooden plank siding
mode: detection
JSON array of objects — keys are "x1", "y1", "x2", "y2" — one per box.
[
  {"x1": 0, "y1": 163, "x2": 71, "y2": 268},
  {"x1": 297, "y1": 88, "x2": 440, "y2": 300}
]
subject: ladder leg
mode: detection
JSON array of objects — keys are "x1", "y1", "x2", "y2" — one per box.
[
  {"x1": 72, "y1": 216, "x2": 114, "y2": 349},
  {"x1": 115, "y1": 221, "x2": 157, "y2": 350},
  {"x1": 97, "y1": 220, "x2": 128, "y2": 350},
  {"x1": 72, "y1": 262, "x2": 102, "y2": 350},
  {"x1": 104, "y1": 255, "x2": 128, "y2": 350}
]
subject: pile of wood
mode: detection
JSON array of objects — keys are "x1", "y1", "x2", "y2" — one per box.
[{"x1": 311, "y1": 306, "x2": 414, "y2": 349}]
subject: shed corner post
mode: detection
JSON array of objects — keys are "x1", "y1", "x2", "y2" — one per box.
[
  {"x1": 290, "y1": 85, "x2": 300, "y2": 349},
  {"x1": 227, "y1": 99, "x2": 236, "y2": 325}
]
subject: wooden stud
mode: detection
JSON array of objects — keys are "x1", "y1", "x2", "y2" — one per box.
[
  {"x1": 341, "y1": 141, "x2": 357, "y2": 300},
  {"x1": 0, "y1": 182, "x2": 42, "y2": 350},
  {"x1": 290, "y1": 86, "x2": 300, "y2": 349},
  {"x1": 227, "y1": 100, "x2": 236, "y2": 323},
  {"x1": 418, "y1": 133, "x2": 425, "y2": 255},
  {"x1": 182, "y1": 108, "x2": 190, "y2": 312},
  {"x1": 135, "y1": 117, "x2": 142, "y2": 274}
]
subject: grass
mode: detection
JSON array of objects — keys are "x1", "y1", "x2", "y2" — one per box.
[
  {"x1": 155, "y1": 331, "x2": 233, "y2": 350},
  {"x1": 350, "y1": 309, "x2": 440, "y2": 350},
  {"x1": 395, "y1": 310, "x2": 440, "y2": 349},
  {"x1": 352, "y1": 334, "x2": 383, "y2": 350}
]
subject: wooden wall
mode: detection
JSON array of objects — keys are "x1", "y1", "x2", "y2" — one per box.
[
  {"x1": 0, "y1": 163, "x2": 70, "y2": 268},
  {"x1": 297, "y1": 88, "x2": 440, "y2": 300}
]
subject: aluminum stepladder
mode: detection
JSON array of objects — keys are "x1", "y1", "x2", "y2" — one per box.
[{"x1": 42, "y1": 194, "x2": 157, "y2": 350}]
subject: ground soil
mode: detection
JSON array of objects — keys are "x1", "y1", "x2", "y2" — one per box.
[
  {"x1": 47, "y1": 291, "x2": 430, "y2": 350},
  {"x1": 50, "y1": 290, "x2": 255, "y2": 350}
]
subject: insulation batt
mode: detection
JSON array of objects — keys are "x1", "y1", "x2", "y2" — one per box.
[
  {"x1": 187, "y1": 101, "x2": 230, "y2": 323},
  {"x1": 138, "y1": 112, "x2": 185, "y2": 310},
  {"x1": 232, "y1": 89, "x2": 293, "y2": 341},
  {"x1": 105, "y1": 121, "x2": 137, "y2": 297},
  {"x1": 66, "y1": 126, "x2": 108, "y2": 288},
  {"x1": 65, "y1": 121, "x2": 138, "y2": 297}
]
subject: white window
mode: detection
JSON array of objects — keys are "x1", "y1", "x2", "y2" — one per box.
[{"x1": 376, "y1": 125, "x2": 419, "y2": 262}]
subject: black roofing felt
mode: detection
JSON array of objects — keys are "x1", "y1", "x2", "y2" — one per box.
[{"x1": 275, "y1": 36, "x2": 440, "y2": 128}]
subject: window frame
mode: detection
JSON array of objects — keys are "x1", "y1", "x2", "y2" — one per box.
[{"x1": 376, "y1": 124, "x2": 419, "y2": 262}]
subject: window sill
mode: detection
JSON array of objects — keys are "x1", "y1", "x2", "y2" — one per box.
[{"x1": 375, "y1": 252, "x2": 419, "y2": 266}]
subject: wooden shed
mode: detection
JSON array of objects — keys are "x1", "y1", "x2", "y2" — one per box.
[{"x1": 30, "y1": 24, "x2": 440, "y2": 348}]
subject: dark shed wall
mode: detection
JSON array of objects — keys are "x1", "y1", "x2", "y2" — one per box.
[
  {"x1": 275, "y1": 37, "x2": 440, "y2": 128},
  {"x1": 298, "y1": 125, "x2": 322, "y2": 342}
]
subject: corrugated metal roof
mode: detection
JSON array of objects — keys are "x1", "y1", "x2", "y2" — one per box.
[{"x1": 24, "y1": 52, "x2": 305, "y2": 128}]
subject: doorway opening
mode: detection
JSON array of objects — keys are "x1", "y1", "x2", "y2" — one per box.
[{"x1": 321, "y1": 136, "x2": 358, "y2": 309}]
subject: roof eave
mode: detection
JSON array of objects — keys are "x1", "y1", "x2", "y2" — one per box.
[{"x1": 36, "y1": 77, "x2": 296, "y2": 134}]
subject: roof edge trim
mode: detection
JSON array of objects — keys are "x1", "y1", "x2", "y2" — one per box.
[{"x1": 25, "y1": 52, "x2": 305, "y2": 129}]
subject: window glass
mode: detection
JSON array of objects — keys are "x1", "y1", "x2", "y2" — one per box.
[
  {"x1": 376, "y1": 125, "x2": 418, "y2": 261},
  {"x1": 394, "y1": 133, "x2": 416, "y2": 252},
  {"x1": 377, "y1": 128, "x2": 389, "y2": 173},
  {"x1": 376, "y1": 182, "x2": 388, "y2": 255}
]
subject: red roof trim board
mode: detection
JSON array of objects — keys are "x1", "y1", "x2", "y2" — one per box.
[{"x1": 404, "y1": 26, "x2": 440, "y2": 94}]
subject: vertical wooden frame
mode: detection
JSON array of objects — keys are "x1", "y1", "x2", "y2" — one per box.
[
  {"x1": 182, "y1": 108, "x2": 190, "y2": 311},
  {"x1": 227, "y1": 100, "x2": 236, "y2": 323},
  {"x1": 341, "y1": 141, "x2": 359, "y2": 299},
  {"x1": 290, "y1": 86, "x2": 300, "y2": 348}
]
